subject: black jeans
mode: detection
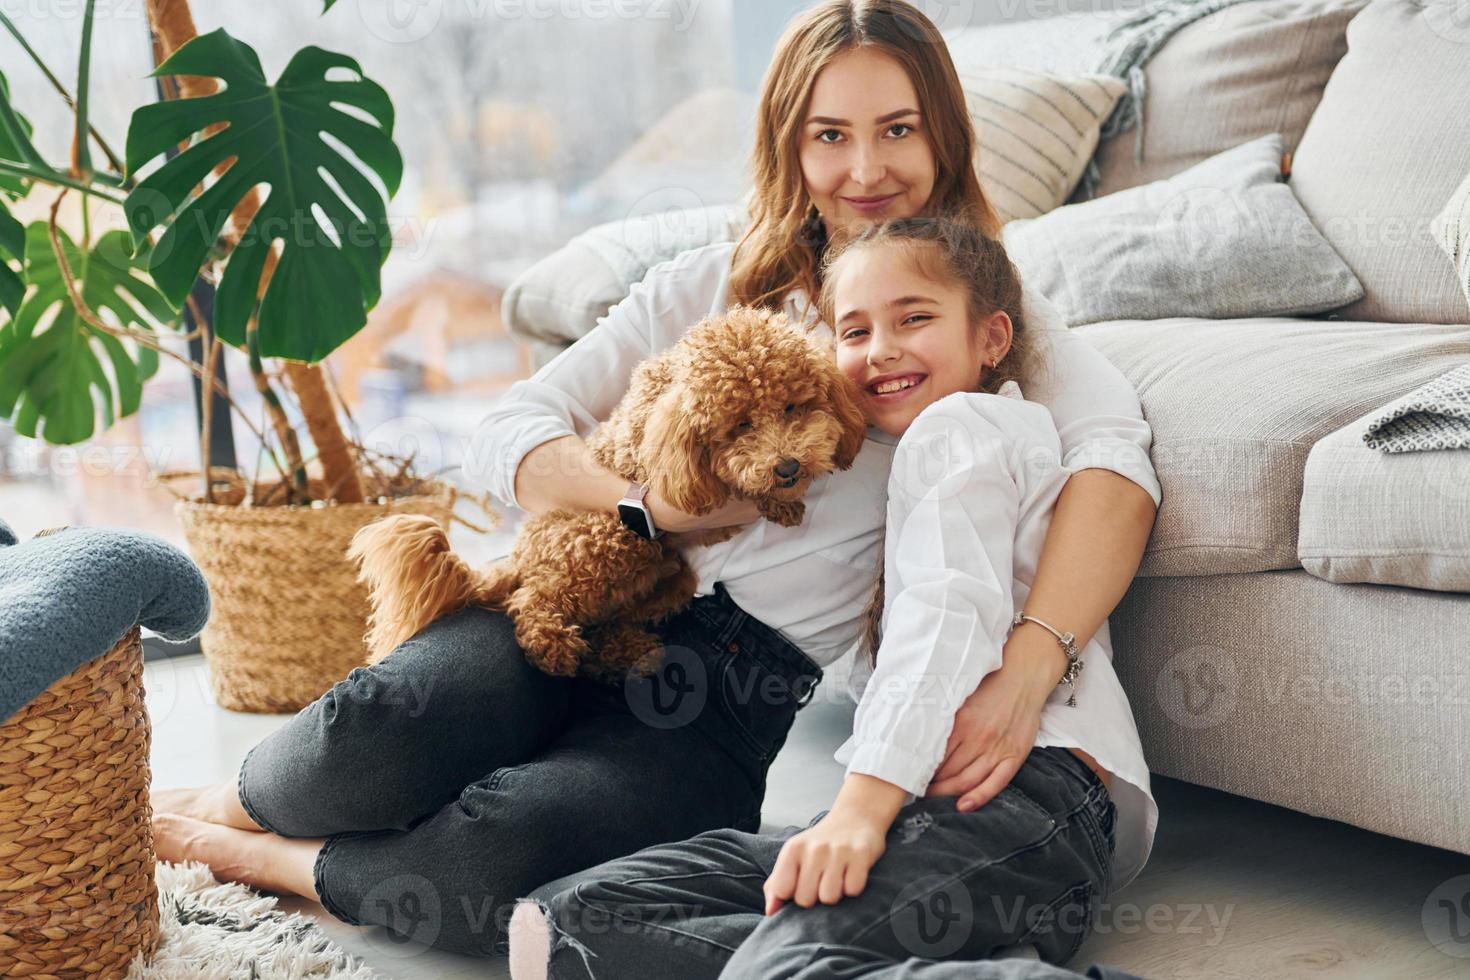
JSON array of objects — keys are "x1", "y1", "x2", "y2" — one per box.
[
  {"x1": 528, "y1": 745, "x2": 1131, "y2": 980},
  {"x1": 235, "y1": 581, "x2": 823, "y2": 956}
]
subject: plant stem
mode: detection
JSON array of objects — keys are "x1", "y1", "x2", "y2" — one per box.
[
  {"x1": 200, "y1": 335, "x2": 220, "y2": 503},
  {"x1": 43, "y1": 187, "x2": 281, "y2": 479},
  {"x1": 285, "y1": 360, "x2": 364, "y2": 503},
  {"x1": 72, "y1": 0, "x2": 96, "y2": 182},
  {"x1": 0, "y1": 159, "x2": 125, "y2": 204},
  {"x1": 0, "y1": 11, "x2": 128, "y2": 181},
  {"x1": 247, "y1": 310, "x2": 309, "y2": 504}
]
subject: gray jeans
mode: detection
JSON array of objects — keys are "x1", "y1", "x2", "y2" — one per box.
[
  {"x1": 528, "y1": 745, "x2": 1141, "y2": 980},
  {"x1": 234, "y1": 582, "x2": 824, "y2": 956}
]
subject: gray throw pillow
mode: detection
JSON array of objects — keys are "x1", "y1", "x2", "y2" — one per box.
[{"x1": 1000, "y1": 133, "x2": 1364, "y2": 326}]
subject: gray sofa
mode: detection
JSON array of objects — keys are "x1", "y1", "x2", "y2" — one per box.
[{"x1": 499, "y1": 0, "x2": 1470, "y2": 860}]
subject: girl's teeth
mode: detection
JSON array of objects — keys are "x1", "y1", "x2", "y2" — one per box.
[{"x1": 876, "y1": 378, "x2": 918, "y2": 394}]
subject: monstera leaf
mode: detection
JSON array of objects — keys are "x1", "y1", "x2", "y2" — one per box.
[
  {"x1": 0, "y1": 206, "x2": 22, "y2": 318},
  {"x1": 123, "y1": 28, "x2": 402, "y2": 362},
  {"x1": 0, "y1": 68, "x2": 36, "y2": 317},
  {"x1": 0, "y1": 222, "x2": 177, "y2": 444}
]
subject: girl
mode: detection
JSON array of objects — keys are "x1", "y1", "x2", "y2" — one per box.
[
  {"x1": 150, "y1": 0, "x2": 1161, "y2": 960},
  {"x1": 506, "y1": 216, "x2": 1156, "y2": 979}
]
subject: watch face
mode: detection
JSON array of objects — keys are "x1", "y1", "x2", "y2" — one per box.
[{"x1": 618, "y1": 502, "x2": 654, "y2": 540}]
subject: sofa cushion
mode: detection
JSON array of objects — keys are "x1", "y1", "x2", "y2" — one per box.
[
  {"x1": 1003, "y1": 133, "x2": 1362, "y2": 325},
  {"x1": 500, "y1": 202, "x2": 746, "y2": 351},
  {"x1": 1075, "y1": 316, "x2": 1470, "y2": 578},
  {"x1": 1287, "y1": 0, "x2": 1470, "y2": 324},
  {"x1": 956, "y1": 67, "x2": 1125, "y2": 221},
  {"x1": 1299, "y1": 404, "x2": 1470, "y2": 592},
  {"x1": 1080, "y1": 0, "x2": 1366, "y2": 201}
]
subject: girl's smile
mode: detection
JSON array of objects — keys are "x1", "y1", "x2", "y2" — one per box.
[{"x1": 866, "y1": 371, "x2": 928, "y2": 402}]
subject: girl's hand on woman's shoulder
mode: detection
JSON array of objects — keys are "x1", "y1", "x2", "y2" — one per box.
[{"x1": 763, "y1": 809, "x2": 886, "y2": 915}]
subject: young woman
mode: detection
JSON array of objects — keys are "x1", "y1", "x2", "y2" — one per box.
[
  {"x1": 507, "y1": 216, "x2": 1156, "y2": 979},
  {"x1": 150, "y1": 0, "x2": 1160, "y2": 959}
]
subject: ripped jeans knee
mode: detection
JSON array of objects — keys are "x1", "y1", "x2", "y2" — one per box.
[{"x1": 512, "y1": 897, "x2": 601, "y2": 980}]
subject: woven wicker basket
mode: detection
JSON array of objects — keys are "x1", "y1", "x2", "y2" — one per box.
[
  {"x1": 0, "y1": 626, "x2": 160, "y2": 978},
  {"x1": 174, "y1": 478, "x2": 457, "y2": 713}
]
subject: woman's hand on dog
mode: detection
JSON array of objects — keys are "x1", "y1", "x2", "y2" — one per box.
[{"x1": 646, "y1": 490, "x2": 762, "y2": 534}]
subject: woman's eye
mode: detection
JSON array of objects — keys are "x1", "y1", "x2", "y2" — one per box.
[
  {"x1": 888, "y1": 122, "x2": 913, "y2": 138},
  {"x1": 816, "y1": 128, "x2": 842, "y2": 143}
]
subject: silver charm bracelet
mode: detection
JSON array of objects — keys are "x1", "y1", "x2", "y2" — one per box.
[{"x1": 1010, "y1": 611, "x2": 1083, "y2": 706}]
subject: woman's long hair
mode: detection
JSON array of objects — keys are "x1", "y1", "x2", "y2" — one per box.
[
  {"x1": 817, "y1": 215, "x2": 1038, "y2": 669},
  {"x1": 728, "y1": 0, "x2": 1002, "y2": 313}
]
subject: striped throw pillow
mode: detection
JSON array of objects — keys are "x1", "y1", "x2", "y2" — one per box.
[
  {"x1": 956, "y1": 67, "x2": 1126, "y2": 223},
  {"x1": 1431, "y1": 170, "x2": 1470, "y2": 312}
]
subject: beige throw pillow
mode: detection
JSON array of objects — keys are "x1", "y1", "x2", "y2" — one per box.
[
  {"x1": 1287, "y1": 0, "x2": 1470, "y2": 324},
  {"x1": 956, "y1": 67, "x2": 1125, "y2": 222},
  {"x1": 1079, "y1": 0, "x2": 1366, "y2": 202}
]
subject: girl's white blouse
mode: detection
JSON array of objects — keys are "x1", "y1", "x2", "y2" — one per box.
[
  {"x1": 467, "y1": 240, "x2": 1161, "y2": 670},
  {"x1": 832, "y1": 381, "x2": 1157, "y2": 894}
]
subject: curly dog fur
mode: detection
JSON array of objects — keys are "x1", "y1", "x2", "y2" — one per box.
[{"x1": 349, "y1": 306, "x2": 868, "y2": 682}]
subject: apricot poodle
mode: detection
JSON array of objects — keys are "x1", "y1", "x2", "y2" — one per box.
[{"x1": 349, "y1": 305, "x2": 868, "y2": 683}]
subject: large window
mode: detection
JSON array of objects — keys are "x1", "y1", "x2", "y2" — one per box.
[{"x1": 0, "y1": 0, "x2": 740, "y2": 549}]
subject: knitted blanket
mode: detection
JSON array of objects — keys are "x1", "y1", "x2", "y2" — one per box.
[
  {"x1": 1362, "y1": 365, "x2": 1470, "y2": 453},
  {"x1": 0, "y1": 519, "x2": 210, "y2": 724},
  {"x1": 1078, "y1": 0, "x2": 1264, "y2": 200}
]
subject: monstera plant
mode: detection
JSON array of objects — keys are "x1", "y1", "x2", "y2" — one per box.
[
  {"x1": 0, "y1": 0, "x2": 405, "y2": 504},
  {"x1": 0, "y1": 0, "x2": 479, "y2": 713}
]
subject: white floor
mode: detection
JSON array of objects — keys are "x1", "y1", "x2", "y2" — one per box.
[{"x1": 146, "y1": 653, "x2": 1470, "y2": 979}]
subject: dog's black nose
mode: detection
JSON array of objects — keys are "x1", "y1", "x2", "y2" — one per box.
[{"x1": 774, "y1": 458, "x2": 800, "y2": 479}]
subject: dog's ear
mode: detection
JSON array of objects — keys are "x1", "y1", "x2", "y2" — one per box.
[
  {"x1": 815, "y1": 350, "x2": 869, "y2": 469},
  {"x1": 643, "y1": 389, "x2": 728, "y2": 516}
]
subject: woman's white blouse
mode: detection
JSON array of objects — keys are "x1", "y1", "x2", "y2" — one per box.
[
  {"x1": 465, "y1": 239, "x2": 1162, "y2": 670},
  {"x1": 832, "y1": 381, "x2": 1157, "y2": 894}
]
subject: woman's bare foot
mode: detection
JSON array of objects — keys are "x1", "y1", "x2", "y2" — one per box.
[
  {"x1": 153, "y1": 779, "x2": 263, "y2": 832},
  {"x1": 153, "y1": 812, "x2": 323, "y2": 901}
]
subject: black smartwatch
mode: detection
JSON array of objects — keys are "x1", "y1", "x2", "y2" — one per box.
[{"x1": 617, "y1": 481, "x2": 660, "y2": 540}]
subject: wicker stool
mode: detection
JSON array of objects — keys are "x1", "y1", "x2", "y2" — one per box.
[{"x1": 0, "y1": 625, "x2": 160, "y2": 978}]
